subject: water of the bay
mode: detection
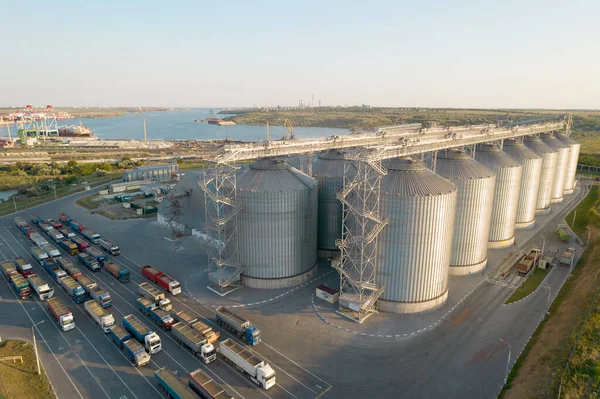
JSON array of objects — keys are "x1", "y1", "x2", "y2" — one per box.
[{"x1": 64, "y1": 109, "x2": 349, "y2": 141}]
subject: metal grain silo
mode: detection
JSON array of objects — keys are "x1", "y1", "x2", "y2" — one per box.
[
  {"x1": 503, "y1": 139, "x2": 543, "y2": 229},
  {"x1": 555, "y1": 133, "x2": 580, "y2": 195},
  {"x1": 312, "y1": 150, "x2": 345, "y2": 259},
  {"x1": 435, "y1": 149, "x2": 496, "y2": 275},
  {"x1": 524, "y1": 136, "x2": 558, "y2": 214},
  {"x1": 236, "y1": 158, "x2": 318, "y2": 289},
  {"x1": 376, "y1": 158, "x2": 457, "y2": 314},
  {"x1": 541, "y1": 133, "x2": 570, "y2": 203},
  {"x1": 474, "y1": 144, "x2": 523, "y2": 248}
]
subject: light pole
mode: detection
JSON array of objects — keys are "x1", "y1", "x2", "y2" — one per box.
[
  {"x1": 499, "y1": 338, "x2": 512, "y2": 386},
  {"x1": 32, "y1": 320, "x2": 45, "y2": 375},
  {"x1": 543, "y1": 283, "x2": 551, "y2": 313},
  {"x1": 12, "y1": 195, "x2": 17, "y2": 213}
]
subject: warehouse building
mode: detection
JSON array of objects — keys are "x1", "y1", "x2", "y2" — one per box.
[{"x1": 123, "y1": 164, "x2": 179, "y2": 182}]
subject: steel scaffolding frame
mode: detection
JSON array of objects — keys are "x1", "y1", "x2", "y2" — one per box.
[{"x1": 198, "y1": 161, "x2": 244, "y2": 295}]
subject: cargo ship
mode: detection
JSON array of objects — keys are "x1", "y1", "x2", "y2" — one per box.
[
  {"x1": 57, "y1": 124, "x2": 95, "y2": 138},
  {"x1": 195, "y1": 118, "x2": 236, "y2": 126}
]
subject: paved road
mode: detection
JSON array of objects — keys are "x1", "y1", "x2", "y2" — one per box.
[{"x1": 0, "y1": 183, "x2": 587, "y2": 398}]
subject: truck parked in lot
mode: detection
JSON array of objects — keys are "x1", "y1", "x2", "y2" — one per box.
[
  {"x1": 557, "y1": 224, "x2": 571, "y2": 242},
  {"x1": 98, "y1": 239, "x2": 120, "y2": 256},
  {"x1": 48, "y1": 229, "x2": 64, "y2": 242},
  {"x1": 137, "y1": 297, "x2": 174, "y2": 330},
  {"x1": 29, "y1": 214, "x2": 43, "y2": 226},
  {"x1": 47, "y1": 219, "x2": 62, "y2": 229},
  {"x1": 70, "y1": 237, "x2": 89, "y2": 252},
  {"x1": 84, "y1": 300, "x2": 115, "y2": 333},
  {"x1": 48, "y1": 297, "x2": 75, "y2": 331},
  {"x1": 41, "y1": 243, "x2": 61, "y2": 259},
  {"x1": 14, "y1": 216, "x2": 26, "y2": 228},
  {"x1": 79, "y1": 275, "x2": 112, "y2": 307},
  {"x1": 31, "y1": 246, "x2": 49, "y2": 264},
  {"x1": 141, "y1": 265, "x2": 181, "y2": 295},
  {"x1": 560, "y1": 247, "x2": 576, "y2": 267},
  {"x1": 9, "y1": 274, "x2": 32, "y2": 299},
  {"x1": 58, "y1": 227, "x2": 76, "y2": 239},
  {"x1": 104, "y1": 262, "x2": 130, "y2": 282},
  {"x1": 57, "y1": 258, "x2": 83, "y2": 280},
  {"x1": 58, "y1": 238, "x2": 79, "y2": 255},
  {"x1": 188, "y1": 368, "x2": 232, "y2": 399},
  {"x1": 42, "y1": 258, "x2": 67, "y2": 281},
  {"x1": 13, "y1": 257, "x2": 34, "y2": 277},
  {"x1": 108, "y1": 325, "x2": 150, "y2": 367},
  {"x1": 173, "y1": 310, "x2": 220, "y2": 344},
  {"x1": 59, "y1": 276, "x2": 88, "y2": 304},
  {"x1": 20, "y1": 223, "x2": 36, "y2": 238},
  {"x1": 138, "y1": 282, "x2": 172, "y2": 310},
  {"x1": 39, "y1": 221, "x2": 53, "y2": 233},
  {"x1": 122, "y1": 314, "x2": 162, "y2": 354},
  {"x1": 81, "y1": 229, "x2": 101, "y2": 244},
  {"x1": 27, "y1": 274, "x2": 54, "y2": 300},
  {"x1": 85, "y1": 247, "x2": 106, "y2": 266},
  {"x1": 517, "y1": 247, "x2": 541, "y2": 276},
  {"x1": 1, "y1": 260, "x2": 18, "y2": 279},
  {"x1": 69, "y1": 220, "x2": 86, "y2": 234},
  {"x1": 171, "y1": 322, "x2": 216, "y2": 364},
  {"x1": 215, "y1": 306, "x2": 261, "y2": 345},
  {"x1": 154, "y1": 367, "x2": 198, "y2": 398},
  {"x1": 78, "y1": 253, "x2": 100, "y2": 272},
  {"x1": 58, "y1": 213, "x2": 72, "y2": 223},
  {"x1": 217, "y1": 338, "x2": 275, "y2": 389},
  {"x1": 30, "y1": 232, "x2": 48, "y2": 247}
]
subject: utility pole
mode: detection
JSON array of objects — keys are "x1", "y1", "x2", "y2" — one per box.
[
  {"x1": 12, "y1": 195, "x2": 17, "y2": 213},
  {"x1": 32, "y1": 320, "x2": 45, "y2": 375},
  {"x1": 572, "y1": 209, "x2": 577, "y2": 227},
  {"x1": 499, "y1": 338, "x2": 512, "y2": 386},
  {"x1": 143, "y1": 119, "x2": 147, "y2": 142},
  {"x1": 7, "y1": 124, "x2": 11, "y2": 141}
]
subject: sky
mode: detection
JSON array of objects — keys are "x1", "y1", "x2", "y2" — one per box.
[{"x1": 0, "y1": 0, "x2": 597, "y2": 109}]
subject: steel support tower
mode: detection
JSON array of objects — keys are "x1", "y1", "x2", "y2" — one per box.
[
  {"x1": 198, "y1": 161, "x2": 244, "y2": 295},
  {"x1": 333, "y1": 151, "x2": 388, "y2": 322}
]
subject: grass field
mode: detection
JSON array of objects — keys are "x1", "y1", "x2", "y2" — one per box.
[
  {"x1": 0, "y1": 340, "x2": 55, "y2": 399},
  {"x1": 504, "y1": 267, "x2": 550, "y2": 304}
]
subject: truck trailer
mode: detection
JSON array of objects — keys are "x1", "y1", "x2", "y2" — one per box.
[
  {"x1": 31, "y1": 246, "x2": 49, "y2": 264},
  {"x1": 188, "y1": 368, "x2": 232, "y2": 399},
  {"x1": 41, "y1": 243, "x2": 61, "y2": 259},
  {"x1": 560, "y1": 247, "x2": 576, "y2": 267},
  {"x1": 78, "y1": 253, "x2": 100, "y2": 272},
  {"x1": 217, "y1": 338, "x2": 275, "y2": 389},
  {"x1": 138, "y1": 282, "x2": 172, "y2": 310},
  {"x1": 58, "y1": 276, "x2": 88, "y2": 304},
  {"x1": 79, "y1": 275, "x2": 112, "y2": 308},
  {"x1": 173, "y1": 310, "x2": 220, "y2": 344},
  {"x1": 1, "y1": 260, "x2": 18, "y2": 279},
  {"x1": 141, "y1": 265, "x2": 181, "y2": 295},
  {"x1": 42, "y1": 258, "x2": 67, "y2": 281},
  {"x1": 81, "y1": 229, "x2": 101, "y2": 244},
  {"x1": 137, "y1": 298, "x2": 174, "y2": 330},
  {"x1": 69, "y1": 220, "x2": 86, "y2": 234},
  {"x1": 13, "y1": 257, "x2": 34, "y2": 277},
  {"x1": 46, "y1": 218, "x2": 63, "y2": 229},
  {"x1": 9, "y1": 274, "x2": 32, "y2": 299},
  {"x1": 58, "y1": 212, "x2": 72, "y2": 223},
  {"x1": 98, "y1": 238, "x2": 120, "y2": 256},
  {"x1": 84, "y1": 300, "x2": 115, "y2": 333},
  {"x1": 171, "y1": 322, "x2": 216, "y2": 364},
  {"x1": 27, "y1": 274, "x2": 54, "y2": 300},
  {"x1": 57, "y1": 258, "x2": 83, "y2": 280},
  {"x1": 122, "y1": 314, "x2": 162, "y2": 354},
  {"x1": 48, "y1": 297, "x2": 75, "y2": 331},
  {"x1": 557, "y1": 224, "x2": 571, "y2": 242},
  {"x1": 85, "y1": 246, "x2": 107, "y2": 266},
  {"x1": 30, "y1": 232, "x2": 48, "y2": 247},
  {"x1": 20, "y1": 224, "x2": 36, "y2": 238},
  {"x1": 48, "y1": 229, "x2": 64, "y2": 242},
  {"x1": 58, "y1": 227, "x2": 76, "y2": 239},
  {"x1": 70, "y1": 237, "x2": 89, "y2": 253},
  {"x1": 38, "y1": 221, "x2": 53, "y2": 233},
  {"x1": 104, "y1": 262, "x2": 129, "y2": 283},
  {"x1": 215, "y1": 306, "x2": 261, "y2": 345},
  {"x1": 29, "y1": 214, "x2": 43, "y2": 226},
  {"x1": 58, "y1": 238, "x2": 79, "y2": 256},
  {"x1": 154, "y1": 367, "x2": 198, "y2": 399},
  {"x1": 108, "y1": 325, "x2": 151, "y2": 367}
]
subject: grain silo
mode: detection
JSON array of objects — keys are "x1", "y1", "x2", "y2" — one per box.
[
  {"x1": 503, "y1": 139, "x2": 543, "y2": 229},
  {"x1": 524, "y1": 136, "x2": 558, "y2": 214},
  {"x1": 474, "y1": 144, "x2": 523, "y2": 248},
  {"x1": 236, "y1": 158, "x2": 318, "y2": 289},
  {"x1": 435, "y1": 149, "x2": 496, "y2": 275},
  {"x1": 541, "y1": 133, "x2": 570, "y2": 203},
  {"x1": 312, "y1": 150, "x2": 345, "y2": 259},
  {"x1": 555, "y1": 133, "x2": 580, "y2": 195},
  {"x1": 376, "y1": 158, "x2": 457, "y2": 314}
]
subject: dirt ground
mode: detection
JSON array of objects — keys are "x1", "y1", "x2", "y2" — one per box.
[
  {"x1": 79, "y1": 193, "x2": 158, "y2": 220},
  {"x1": 0, "y1": 340, "x2": 55, "y2": 399},
  {"x1": 503, "y1": 233, "x2": 600, "y2": 399}
]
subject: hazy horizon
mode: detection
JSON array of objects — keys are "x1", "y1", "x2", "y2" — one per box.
[{"x1": 1, "y1": 1, "x2": 598, "y2": 109}]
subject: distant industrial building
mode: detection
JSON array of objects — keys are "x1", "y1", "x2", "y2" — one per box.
[{"x1": 123, "y1": 164, "x2": 178, "y2": 183}]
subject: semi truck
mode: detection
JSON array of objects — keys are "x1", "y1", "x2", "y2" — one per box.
[
  {"x1": 47, "y1": 297, "x2": 75, "y2": 331},
  {"x1": 81, "y1": 229, "x2": 101, "y2": 244},
  {"x1": 9, "y1": 274, "x2": 32, "y2": 299},
  {"x1": 70, "y1": 237, "x2": 89, "y2": 252},
  {"x1": 31, "y1": 246, "x2": 49, "y2": 264},
  {"x1": 172, "y1": 310, "x2": 220, "y2": 344},
  {"x1": 560, "y1": 247, "x2": 576, "y2": 267},
  {"x1": 58, "y1": 227, "x2": 76, "y2": 239},
  {"x1": 188, "y1": 368, "x2": 232, "y2": 399},
  {"x1": 14, "y1": 216, "x2": 25, "y2": 228},
  {"x1": 557, "y1": 224, "x2": 571, "y2": 242},
  {"x1": 78, "y1": 276, "x2": 112, "y2": 308},
  {"x1": 29, "y1": 214, "x2": 43, "y2": 226},
  {"x1": 1, "y1": 260, "x2": 18, "y2": 279},
  {"x1": 215, "y1": 306, "x2": 261, "y2": 345},
  {"x1": 58, "y1": 276, "x2": 88, "y2": 304},
  {"x1": 58, "y1": 258, "x2": 84, "y2": 280},
  {"x1": 69, "y1": 220, "x2": 86, "y2": 234},
  {"x1": 98, "y1": 238, "x2": 120, "y2": 256},
  {"x1": 27, "y1": 274, "x2": 54, "y2": 300},
  {"x1": 39, "y1": 221, "x2": 54, "y2": 233},
  {"x1": 58, "y1": 238, "x2": 79, "y2": 255},
  {"x1": 137, "y1": 298, "x2": 175, "y2": 330},
  {"x1": 217, "y1": 338, "x2": 275, "y2": 389},
  {"x1": 13, "y1": 257, "x2": 34, "y2": 277},
  {"x1": 78, "y1": 253, "x2": 100, "y2": 272},
  {"x1": 58, "y1": 212, "x2": 72, "y2": 223},
  {"x1": 30, "y1": 232, "x2": 48, "y2": 247},
  {"x1": 104, "y1": 262, "x2": 130, "y2": 283},
  {"x1": 20, "y1": 223, "x2": 36, "y2": 238},
  {"x1": 154, "y1": 367, "x2": 198, "y2": 399},
  {"x1": 46, "y1": 219, "x2": 63, "y2": 229},
  {"x1": 141, "y1": 265, "x2": 182, "y2": 295},
  {"x1": 122, "y1": 314, "x2": 162, "y2": 354},
  {"x1": 138, "y1": 282, "x2": 172, "y2": 310},
  {"x1": 84, "y1": 300, "x2": 115, "y2": 333},
  {"x1": 85, "y1": 246, "x2": 107, "y2": 266},
  {"x1": 171, "y1": 322, "x2": 216, "y2": 364},
  {"x1": 42, "y1": 258, "x2": 67, "y2": 281},
  {"x1": 48, "y1": 229, "x2": 64, "y2": 242},
  {"x1": 108, "y1": 325, "x2": 151, "y2": 367},
  {"x1": 41, "y1": 243, "x2": 61, "y2": 258}
]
